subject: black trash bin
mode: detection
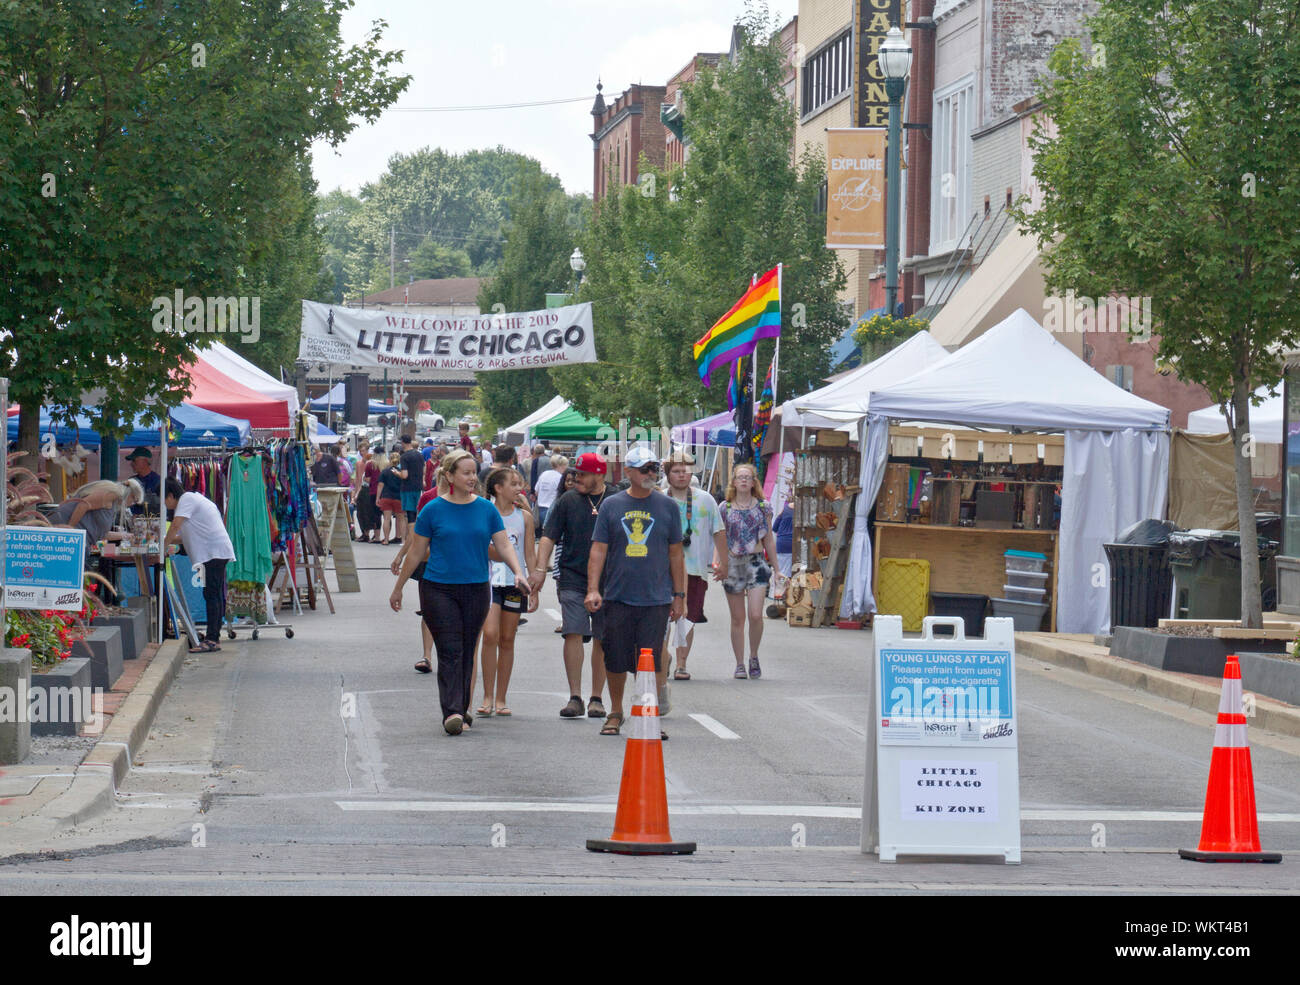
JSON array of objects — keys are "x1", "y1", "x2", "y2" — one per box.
[
  {"x1": 1167, "y1": 530, "x2": 1276, "y2": 620},
  {"x1": 1103, "y1": 518, "x2": 1179, "y2": 629},
  {"x1": 929, "y1": 592, "x2": 988, "y2": 637}
]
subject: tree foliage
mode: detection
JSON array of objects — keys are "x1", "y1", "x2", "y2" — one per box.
[
  {"x1": 1015, "y1": 0, "x2": 1300, "y2": 626},
  {"x1": 475, "y1": 168, "x2": 587, "y2": 431},
  {"x1": 0, "y1": 0, "x2": 408, "y2": 455},
  {"x1": 554, "y1": 7, "x2": 846, "y2": 424}
]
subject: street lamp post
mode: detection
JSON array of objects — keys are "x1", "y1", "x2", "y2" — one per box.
[
  {"x1": 569, "y1": 247, "x2": 586, "y2": 297},
  {"x1": 879, "y1": 26, "x2": 912, "y2": 319}
]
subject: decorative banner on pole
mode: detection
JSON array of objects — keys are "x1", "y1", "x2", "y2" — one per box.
[
  {"x1": 298, "y1": 300, "x2": 597, "y2": 372},
  {"x1": 826, "y1": 129, "x2": 886, "y2": 249},
  {"x1": 855, "y1": 0, "x2": 904, "y2": 128}
]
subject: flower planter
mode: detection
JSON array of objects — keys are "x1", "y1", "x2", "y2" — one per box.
[
  {"x1": 69, "y1": 626, "x2": 123, "y2": 691},
  {"x1": 1110, "y1": 627, "x2": 1298, "y2": 704},
  {"x1": 0, "y1": 647, "x2": 32, "y2": 764},
  {"x1": 29, "y1": 656, "x2": 92, "y2": 737}
]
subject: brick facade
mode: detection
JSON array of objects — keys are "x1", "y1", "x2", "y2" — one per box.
[{"x1": 590, "y1": 83, "x2": 668, "y2": 204}]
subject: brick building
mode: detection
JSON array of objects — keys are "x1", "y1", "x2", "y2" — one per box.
[{"x1": 590, "y1": 82, "x2": 668, "y2": 203}]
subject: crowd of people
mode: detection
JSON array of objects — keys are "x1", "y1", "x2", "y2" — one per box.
[{"x1": 365, "y1": 430, "x2": 787, "y2": 738}]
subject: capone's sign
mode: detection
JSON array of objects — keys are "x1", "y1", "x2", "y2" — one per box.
[{"x1": 299, "y1": 300, "x2": 597, "y2": 371}]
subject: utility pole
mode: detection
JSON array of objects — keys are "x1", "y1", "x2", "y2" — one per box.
[{"x1": 390, "y1": 226, "x2": 395, "y2": 290}]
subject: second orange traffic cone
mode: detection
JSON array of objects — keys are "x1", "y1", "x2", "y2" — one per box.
[
  {"x1": 1179, "y1": 654, "x2": 1281, "y2": 863},
  {"x1": 587, "y1": 647, "x2": 696, "y2": 855}
]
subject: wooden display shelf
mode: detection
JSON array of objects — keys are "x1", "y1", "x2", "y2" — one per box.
[
  {"x1": 875, "y1": 522, "x2": 1058, "y2": 536},
  {"x1": 873, "y1": 522, "x2": 1058, "y2": 632}
]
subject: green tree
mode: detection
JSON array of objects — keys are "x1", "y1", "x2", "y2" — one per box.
[
  {"x1": 350, "y1": 147, "x2": 565, "y2": 289},
  {"x1": 475, "y1": 169, "x2": 586, "y2": 428},
  {"x1": 318, "y1": 188, "x2": 367, "y2": 304},
  {"x1": 0, "y1": 1, "x2": 408, "y2": 460},
  {"x1": 1016, "y1": 0, "x2": 1300, "y2": 628},
  {"x1": 555, "y1": 5, "x2": 846, "y2": 423}
]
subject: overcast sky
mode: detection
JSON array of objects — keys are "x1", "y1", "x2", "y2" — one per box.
[{"x1": 309, "y1": 0, "x2": 791, "y2": 199}]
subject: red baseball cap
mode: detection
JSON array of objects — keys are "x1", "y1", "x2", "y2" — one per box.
[{"x1": 574, "y1": 452, "x2": 608, "y2": 475}]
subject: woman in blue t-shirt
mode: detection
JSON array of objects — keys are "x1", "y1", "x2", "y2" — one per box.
[{"x1": 389, "y1": 449, "x2": 531, "y2": 735}]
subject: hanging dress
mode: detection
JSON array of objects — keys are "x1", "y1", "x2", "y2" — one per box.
[{"x1": 226, "y1": 453, "x2": 274, "y2": 585}]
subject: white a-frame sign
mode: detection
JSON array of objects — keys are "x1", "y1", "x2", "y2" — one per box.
[{"x1": 862, "y1": 615, "x2": 1021, "y2": 863}]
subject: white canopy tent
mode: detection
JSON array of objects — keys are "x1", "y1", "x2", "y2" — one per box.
[
  {"x1": 197, "y1": 341, "x2": 301, "y2": 418},
  {"x1": 846, "y1": 308, "x2": 1172, "y2": 634},
  {"x1": 501, "y1": 395, "x2": 569, "y2": 447},
  {"x1": 1186, "y1": 388, "x2": 1282, "y2": 444},
  {"x1": 783, "y1": 330, "x2": 951, "y2": 430}
]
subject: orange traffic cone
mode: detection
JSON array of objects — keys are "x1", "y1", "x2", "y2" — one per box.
[
  {"x1": 587, "y1": 647, "x2": 696, "y2": 856},
  {"x1": 1180, "y1": 655, "x2": 1281, "y2": 863}
]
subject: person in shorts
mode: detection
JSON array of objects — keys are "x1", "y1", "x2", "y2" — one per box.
[
  {"x1": 476, "y1": 466, "x2": 535, "y2": 716},
  {"x1": 585, "y1": 446, "x2": 685, "y2": 737},
  {"x1": 532, "y1": 452, "x2": 615, "y2": 720},
  {"x1": 717, "y1": 463, "x2": 784, "y2": 680},
  {"x1": 397, "y1": 434, "x2": 425, "y2": 537},
  {"x1": 662, "y1": 451, "x2": 727, "y2": 680}
]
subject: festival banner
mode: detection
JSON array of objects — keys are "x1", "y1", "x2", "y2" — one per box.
[
  {"x1": 298, "y1": 300, "x2": 597, "y2": 372},
  {"x1": 826, "y1": 128, "x2": 886, "y2": 250}
]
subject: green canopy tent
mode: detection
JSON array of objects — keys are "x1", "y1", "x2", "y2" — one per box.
[{"x1": 530, "y1": 405, "x2": 615, "y2": 442}]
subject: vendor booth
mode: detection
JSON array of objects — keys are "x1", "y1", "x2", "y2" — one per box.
[
  {"x1": 843, "y1": 309, "x2": 1171, "y2": 635},
  {"x1": 181, "y1": 357, "x2": 292, "y2": 433},
  {"x1": 501, "y1": 395, "x2": 570, "y2": 447},
  {"x1": 306, "y1": 382, "x2": 398, "y2": 416}
]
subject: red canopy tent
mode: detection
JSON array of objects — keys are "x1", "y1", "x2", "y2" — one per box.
[{"x1": 179, "y1": 358, "x2": 291, "y2": 433}]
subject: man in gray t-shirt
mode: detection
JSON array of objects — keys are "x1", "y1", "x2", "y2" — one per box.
[{"x1": 586, "y1": 447, "x2": 685, "y2": 736}]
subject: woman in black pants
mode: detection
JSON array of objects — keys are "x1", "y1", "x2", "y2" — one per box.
[{"x1": 389, "y1": 450, "x2": 530, "y2": 735}]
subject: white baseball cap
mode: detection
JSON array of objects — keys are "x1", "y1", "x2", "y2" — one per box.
[{"x1": 625, "y1": 446, "x2": 661, "y2": 469}]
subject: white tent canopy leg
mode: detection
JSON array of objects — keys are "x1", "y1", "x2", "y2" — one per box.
[{"x1": 842, "y1": 414, "x2": 891, "y2": 617}]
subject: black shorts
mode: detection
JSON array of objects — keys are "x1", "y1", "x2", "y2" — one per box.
[
  {"x1": 408, "y1": 560, "x2": 426, "y2": 583},
  {"x1": 491, "y1": 585, "x2": 525, "y2": 613},
  {"x1": 601, "y1": 600, "x2": 670, "y2": 675}
]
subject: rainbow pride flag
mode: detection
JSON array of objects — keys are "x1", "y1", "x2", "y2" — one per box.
[{"x1": 694, "y1": 265, "x2": 782, "y2": 387}]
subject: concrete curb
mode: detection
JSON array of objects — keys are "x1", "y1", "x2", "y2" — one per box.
[
  {"x1": 1017, "y1": 633, "x2": 1300, "y2": 740},
  {"x1": 35, "y1": 640, "x2": 187, "y2": 830}
]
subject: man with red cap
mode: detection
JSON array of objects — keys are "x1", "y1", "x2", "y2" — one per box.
[{"x1": 532, "y1": 452, "x2": 616, "y2": 720}]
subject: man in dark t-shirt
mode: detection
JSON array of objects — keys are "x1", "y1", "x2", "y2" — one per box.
[
  {"x1": 532, "y1": 452, "x2": 615, "y2": 720},
  {"x1": 397, "y1": 435, "x2": 425, "y2": 530},
  {"x1": 586, "y1": 446, "x2": 684, "y2": 737}
]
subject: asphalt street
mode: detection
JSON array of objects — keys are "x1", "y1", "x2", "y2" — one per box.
[{"x1": 3, "y1": 539, "x2": 1298, "y2": 894}]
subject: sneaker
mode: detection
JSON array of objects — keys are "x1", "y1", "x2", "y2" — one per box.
[
  {"x1": 734, "y1": 664, "x2": 748, "y2": 680},
  {"x1": 749, "y1": 656, "x2": 761, "y2": 679},
  {"x1": 658, "y1": 682, "x2": 671, "y2": 717},
  {"x1": 587, "y1": 697, "x2": 605, "y2": 718},
  {"x1": 560, "y1": 696, "x2": 585, "y2": 718}
]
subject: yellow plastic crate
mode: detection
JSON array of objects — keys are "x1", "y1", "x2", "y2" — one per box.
[{"x1": 876, "y1": 557, "x2": 931, "y2": 632}]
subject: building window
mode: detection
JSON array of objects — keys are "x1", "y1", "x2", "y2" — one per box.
[
  {"x1": 1105, "y1": 364, "x2": 1134, "y2": 392},
  {"x1": 815, "y1": 179, "x2": 828, "y2": 214},
  {"x1": 930, "y1": 75, "x2": 975, "y2": 253},
  {"x1": 801, "y1": 28, "x2": 852, "y2": 118}
]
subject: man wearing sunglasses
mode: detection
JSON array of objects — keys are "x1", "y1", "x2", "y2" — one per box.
[{"x1": 585, "y1": 445, "x2": 685, "y2": 738}]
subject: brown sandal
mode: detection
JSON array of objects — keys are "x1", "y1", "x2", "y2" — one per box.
[{"x1": 599, "y1": 713, "x2": 624, "y2": 736}]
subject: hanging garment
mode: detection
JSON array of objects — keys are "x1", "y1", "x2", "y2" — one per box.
[{"x1": 226, "y1": 453, "x2": 274, "y2": 585}]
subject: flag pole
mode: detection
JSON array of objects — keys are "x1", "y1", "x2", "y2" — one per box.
[{"x1": 774, "y1": 262, "x2": 783, "y2": 502}]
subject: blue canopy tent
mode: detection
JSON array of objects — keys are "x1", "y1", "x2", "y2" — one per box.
[
  {"x1": 307, "y1": 382, "x2": 397, "y2": 415},
  {"x1": 7, "y1": 404, "x2": 251, "y2": 449}
]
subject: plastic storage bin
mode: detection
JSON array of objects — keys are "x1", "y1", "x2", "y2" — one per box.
[
  {"x1": 1002, "y1": 583, "x2": 1047, "y2": 603},
  {"x1": 1006, "y1": 569, "x2": 1049, "y2": 590},
  {"x1": 929, "y1": 592, "x2": 988, "y2": 637},
  {"x1": 990, "y1": 597, "x2": 1049, "y2": 631},
  {"x1": 877, "y1": 557, "x2": 931, "y2": 632},
  {"x1": 1005, "y1": 550, "x2": 1048, "y2": 574}
]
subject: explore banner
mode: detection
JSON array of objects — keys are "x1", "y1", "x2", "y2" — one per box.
[
  {"x1": 299, "y1": 300, "x2": 597, "y2": 372},
  {"x1": 826, "y1": 128, "x2": 886, "y2": 250}
]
